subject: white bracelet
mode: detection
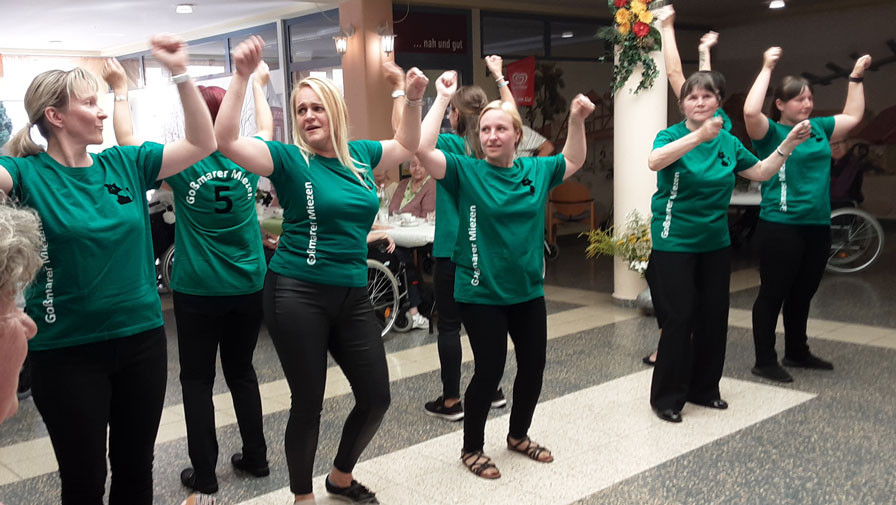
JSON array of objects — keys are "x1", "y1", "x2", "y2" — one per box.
[
  {"x1": 775, "y1": 147, "x2": 789, "y2": 158},
  {"x1": 114, "y1": 94, "x2": 128, "y2": 102},
  {"x1": 496, "y1": 79, "x2": 509, "y2": 88},
  {"x1": 405, "y1": 97, "x2": 425, "y2": 107},
  {"x1": 391, "y1": 89, "x2": 406, "y2": 99},
  {"x1": 171, "y1": 73, "x2": 190, "y2": 84}
]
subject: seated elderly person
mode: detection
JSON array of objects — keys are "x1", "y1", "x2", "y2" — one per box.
[
  {"x1": 0, "y1": 200, "x2": 41, "y2": 424},
  {"x1": 388, "y1": 156, "x2": 436, "y2": 218}
]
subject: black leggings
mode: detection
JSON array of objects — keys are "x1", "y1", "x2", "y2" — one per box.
[
  {"x1": 459, "y1": 297, "x2": 547, "y2": 453},
  {"x1": 263, "y1": 272, "x2": 391, "y2": 495},
  {"x1": 648, "y1": 248, "x2": 730, "y2": 412},
  {"x1": 434, "y1": 257, "x2": 462, "y2": 399},
  {"x1": 752, "y1": 220, "x2": 830, "y2": 366},
  {"x1": 173, "y1": 290, "x2": 267, "y2": 485},
  {"x1": 30, "y1": 327, "x2": 167, "y2": 505}
]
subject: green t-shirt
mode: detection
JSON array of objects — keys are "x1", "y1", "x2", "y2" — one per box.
[
  {"x1": 164, "y1": 151, "x2": 265, "y2": 296},
  {"x1": 433, "y1": 133, "x2": 470, "y2": 258},
  {"x1": 717, "y1": 108, "x2": 733, "y2": 132},
  {"x1": 752, "y1": 116, "x2": 836, "y2": 225},
  {"x1": 1, "y1": 143, "x2": 165, "y2": 351},
  {"x1": 439, "y1": 153, "x2": 566, "y2": 305},
  {"x1": 265, "y1": 140, "x2": 382, "y2": 287},
  {"x1": 650, "y1": 121, "x2": 759, "y2": 253}
]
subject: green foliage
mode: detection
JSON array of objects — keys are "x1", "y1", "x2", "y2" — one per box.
[
  {"x1": 597, "y1": 0, "x2": 662, "y2": 95},
  {"x1": 583, "y1": 210, "x2": 651, "y2": 275}
]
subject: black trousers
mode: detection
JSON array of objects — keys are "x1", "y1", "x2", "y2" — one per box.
[
  {"x1": 751, "y1": 220, "x2": 830, "y2": 366},
  {"x1": 30, "y1": 326, "x2": 167, "y2": 505},
  {"x1": 263, "y1": 272, "x2": 391, "y2": 495},
  {"x1": 459, "y1": 297, "x2": 547, "y2": 453},
  {"x1": 648, "y1": 248, "x2": 730, "y2": 412},
  {"x1": 173, "y1": 290, "x2": 267, "y2": 485},
  {"x1": 434, "y1": 257, "x2": 462, "y2": 399}
]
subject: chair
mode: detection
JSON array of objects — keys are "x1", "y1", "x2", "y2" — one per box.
[{"x1": 546, "y1": 181, "x2": 596, "y2": 246}]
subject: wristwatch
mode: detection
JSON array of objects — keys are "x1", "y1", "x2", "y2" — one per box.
[{"x1": 391, "y1": 90, "x2": 406, "y2": 99}]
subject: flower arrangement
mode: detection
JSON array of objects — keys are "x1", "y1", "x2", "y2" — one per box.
[
  {"x1": 598, "y1": 0, "x2": 662, "y2": 95},
  {"x1": 583, "y1": 210, "x2": 651, "y2": 275}
]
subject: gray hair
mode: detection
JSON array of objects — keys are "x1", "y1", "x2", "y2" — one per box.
[{"x1": 0, "y1": 198, "x2": 43, "y2": 297}]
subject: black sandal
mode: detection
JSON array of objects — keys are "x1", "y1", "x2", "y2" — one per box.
[
  {"x1": 460, "y1": 450, "x2": 501, "y2": 479},
  {"x1": 506, "y1": 435, "x2": 554, "y2": 463}
]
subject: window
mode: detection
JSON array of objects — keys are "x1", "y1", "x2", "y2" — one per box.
[{"x1": 482, "y1": 16, "x2": 545, "y2": 57}]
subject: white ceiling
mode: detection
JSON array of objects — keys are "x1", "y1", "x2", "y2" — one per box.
[
  {"x1": 0, "y1": 0, "x2": 889, "y2": 55},
  {"x1": 0, "y1": 0, "x2": 341, "y2": 55}
]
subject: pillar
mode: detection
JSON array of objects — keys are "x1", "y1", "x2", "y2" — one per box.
[{"x1": 612, "y1": 36, "x2": 666, "y2": 303}]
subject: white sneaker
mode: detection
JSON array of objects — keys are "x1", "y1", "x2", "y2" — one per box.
[{"x1": 410, "y1": 312, "x2": 429, "y2": 330}]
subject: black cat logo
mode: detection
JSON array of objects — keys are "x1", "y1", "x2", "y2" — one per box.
[
  {"x1": 521, "y1": 177, "x2": 535, "y2": 195},
  {"x1": 104, "y1": 183, "x2": 134, "y2": 204},
  {"x1": 718, "y1": 150, "x2": 730, "y2": 167}
]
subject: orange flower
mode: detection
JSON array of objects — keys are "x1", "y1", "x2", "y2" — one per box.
[
  {"x1": 615, "y1": 8, "x2": 631, "y2": 24},
  {"x1": 630, "y1": 1, "x2": 647, "y2": 15},
  {"x1": 618, "y1": 21, "x2": 631, "y2": 35},
  {"x1": 638, "y1": 10, "x2": 653, "y2": 24}
]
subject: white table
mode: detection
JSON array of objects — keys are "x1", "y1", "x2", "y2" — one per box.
[{"x1": 381, "y1": 221, "x2": 435, "y2": 248}]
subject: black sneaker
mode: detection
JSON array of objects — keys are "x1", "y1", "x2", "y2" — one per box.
[
  {"x1": 230, "y1": 453, "x2": 270, "y2": 477},
  {"x1": 751, "y1": 363, "x2": 794, "y2": 383},
  {"x1": 325, "y1": 477, "x2": 379, "y2": 504},
  {"x1": 424, "y1": 396, "x2": 464, "y2": 421},
  {"x1": 491, "y1": 388, "x2": 507, "y2": 409},
  {"x1": 782, "y1": 353, "x2": 834, "y2": 370},
  {"x1": 180, "y1": 468, "x2": 218, "y2": 494}
]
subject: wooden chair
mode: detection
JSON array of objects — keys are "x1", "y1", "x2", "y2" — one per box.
[{"x1": 546, "y1": 181, "x2": 596, "y2": 246}]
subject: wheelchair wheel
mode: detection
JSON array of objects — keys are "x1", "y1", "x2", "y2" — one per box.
[
  {"x1": 160, "y1": 244, "x2": 175, "y2": 292},
  {"x1": 392, "y1": 312, "x2": 412, "y2": 332},
  {"x1": 827, "y1": 207, "x2": 884, "y2": 274},
  {"x1": 367, "y1": 259, "x2": 400, "y2": 337}
]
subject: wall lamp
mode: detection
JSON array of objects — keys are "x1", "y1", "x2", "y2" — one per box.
[
  {"x1": 378, "y1": 24, "x2": 396, "y2": 55},
  {"x1": 334, "y1": 26, "x2": 354, "y2": 56}
]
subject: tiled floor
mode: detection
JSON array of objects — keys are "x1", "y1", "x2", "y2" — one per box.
[{"x1": 2, "y1": 229, "x2": 895, "y2": 504}]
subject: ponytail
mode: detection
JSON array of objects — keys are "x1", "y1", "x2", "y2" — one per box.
[{"x1": 6, "y1": 125, "x2": 43, "y2": 157}]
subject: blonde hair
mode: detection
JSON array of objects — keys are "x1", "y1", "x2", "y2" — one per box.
[
  {"x1": 7, "y1": 68, "x2": 99, "y2": 158},
  {"x1": 290, "y1": 77, "x2": 369, "y2": 186},
  {"x1": 0, "y1": 196, "x2": 43, "y2": 298},
  {"x1": 478, "y1": 100, "x2": 523, "y2": 148}
]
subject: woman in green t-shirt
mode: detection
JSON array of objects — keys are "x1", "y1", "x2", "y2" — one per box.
[
  {"x1": 215, "y1": 36, "x2": 427, "y2": 504},
  {"x1": 0, "y1": 34, "x2": 216, "y2": 505},
  {"x1": 744, "y1": 48, "x2": 870, "y2": 383},
  {"x1": 102, "y1": 58, "x2": 275, "y2": 494},
  {"x1": 647, "y1": 71, "x2": 810, "y2": 424},
  {"x1": 417, "y1": 70, "x2": 596, "y2": 479}
]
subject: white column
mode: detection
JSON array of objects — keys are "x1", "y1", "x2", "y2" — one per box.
[{"x1": 612, "y1": 43, "x2": 666, "y2": 303}]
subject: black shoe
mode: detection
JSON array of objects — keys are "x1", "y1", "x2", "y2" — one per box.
[
  {"x1": 325, "y1": 477, "x2": 379, "y2": 504},
  {"x1": 180, "y1": 468, "x2": 218, "y2": 494},
  {"x1": 230, "y1": 453, "x2": 270, "y2": 477},
  {"x1": 641, "y1": 354, "x2": 656, "y2": 366},
  {"x1": 751, "y1": 364, "x2": 794, "y2": 383},
  {"x1": 654, "y1": 408, "x2": 682, "y2": 423},
  {"x1": 491, "y1": 388, "x2": 507, "y2": 409},
  {"x1": 782, "y1": 353, "x2": 833, "y2": 370},
  {"x1": 689, "y1": 398, "x2": 728, "y2": 410},
  {"x1": 424, "y1": 396, "x2": 464, "y2": 421}
]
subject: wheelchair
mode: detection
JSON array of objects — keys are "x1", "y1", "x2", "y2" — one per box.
[
  {"x1": 827, "y1": 143, "x2": 885, "y2": 274},
  {"x1": 366, "y1": 242, "x2": 434, "y2": 338}
]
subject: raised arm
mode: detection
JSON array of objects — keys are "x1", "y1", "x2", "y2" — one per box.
[
  {"x1": 376, "y1": 67, "x2": 429, "y2": 171},
  {"x1": 102, "y1": 58, "x2": 142, "y2": 146},
  {"x1": 648, "y1": 116, "x2": 722, "y2": 171},
  {"x1": 486, "y1": 55, "x2": 516, "y2": 107},
  {"x1": 740, "y1": 120, "x2": 811, "y2": 181},
  {"x1": 698, "y1": 31, "x2": 718, "y2": 71},
  {"x1": 383, "y1": 61, "x2": 406, "y2": 134},
  {"x1": 831, "y1": 55, "x2": 871, "y2": 140},
  {"x1": 561, "y1": 94, "x2": 596, "y2": 179},
  {"x1": 252, "y1": 61, "x2": 274, "y2": 141},
  {"x1": 152, "y1": 34, "x2": 217, "y2": 180},
  {"x1": 415, "y1": 71, "x2": 457, "y2": 180},
  {"x1": 656, "y1": 6, "x2": 684, "y2": 99},
  {"x1": 744, "y1": 47, "x2": 780, "y2": 141},
  {"x1": 215, "y1": 36, "x2": 274, "y2": 176},
  {"x1": 0, "y1": 165, "x2": 11, "y2": 195}
]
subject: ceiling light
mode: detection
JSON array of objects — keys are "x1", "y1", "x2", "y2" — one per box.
[
  {"x1": 562, "y1": 31, "x2": 574, "y2": 38},
  {"x1": 176, "y1": 4, "x2": 194, "y2": 14},
  {"x1": 769, "y1": 0, "x2": 785, "y2": 8}
]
